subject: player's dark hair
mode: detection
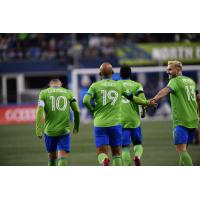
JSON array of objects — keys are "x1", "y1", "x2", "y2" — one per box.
[
  {"x1": 120, "y1": 66, "x2": 131, "y2": 79},
  {"x1": 49, "y1": 78, "x2": 61, "y2": 83}
]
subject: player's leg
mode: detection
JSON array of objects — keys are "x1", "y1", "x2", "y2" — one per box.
[
  {"x1": 94, "y1": 127, "x2": 110, "y2": 166},
  {"x1": 109, "y1": 125, "x2": 123, "y2": 166},
  {"x1": 188, "y1": 128, "x2": 196, "y2": 145},
  {"x1": 121, "y1": 128, "x2": 132, "y2": 166},
  {"x1": 44, "y1": 134, "x2": 57, "y2": 166},
  {"x1": 111, "y1": 146, "x2": 122, "y2": 166},
  {"x1": 57, "y1": 134, "x2": 71, "y2": 166},
  {"x1": 96, "y1": 145, "x2": 110, "y2": 166},
  {"x1": 48, "y1": 152, "x2": 57, "y2": 166},
  {"x1": 131, "y1": 126, "x2": 143, "y2": 166},
  {"x1": 173, "y1": 126, "x2": 193, "y2": 166}
]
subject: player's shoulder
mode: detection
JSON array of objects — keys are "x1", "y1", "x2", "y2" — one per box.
[
  {"x1": 60, "y1": 88, "x2": 75, "y2": 97},
  {"x1": 62, "y1": 87, "x2": 72, "y2": 92},
  {"x1": 168, "y1": 77, "x2": 177, "y2": 84},
  {"x1": 117, "y1": 79, "x2": 123, "y2": 85},
  {"x1": 39, "y1": 88, "x2": 48, "y2": 95},
  {"x1": 89, "y1": 81, "x2": 98, "y2": 88},
  {"x1": 132, "y1": 80, "x2": 143, "y2": 87},
  {"x1": 93, "y1": 79, "x2": 117, "y2": 86},
  {"x1": 181, "y1": 76, "x2": 196, "y2": 85}
]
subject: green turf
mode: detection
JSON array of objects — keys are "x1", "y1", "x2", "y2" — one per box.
[{"x1": 0, "y1": 121, "x2": 200, "y2": 166}]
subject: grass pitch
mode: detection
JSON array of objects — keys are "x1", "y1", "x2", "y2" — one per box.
[{"x1": 0, "y1": 121, "x2": 200, "y2": 166}]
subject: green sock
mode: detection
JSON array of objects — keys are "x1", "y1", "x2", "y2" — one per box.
[
  {"x1": 133, "y1": 144, "x2": 143, "y2": 158},
  {"x1": 98, "y1": 153, "x2": 108, "y2": 165},
  {"x1": 179, "y1": 151, "x2": 193, "y2": 166},
  {"x1": 112, "y1": 155, "x2": 122, "y2": 166},
  {"x1": 122, "y1": 147, "x2": 132, "y2": 166},
  {"x1": 48, "y1": 159, "x2": 57, "y2": 166},
  {"x1": 179, "y1": 157, "x2": 184, "y2": 166},
  {"x1": 57, "y1": 157, "x2": 68, "y2": 166}
]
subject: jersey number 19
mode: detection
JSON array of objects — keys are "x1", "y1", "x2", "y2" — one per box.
[{"x1": 101, "y1": 90, "x2": 118, "y2": 105}]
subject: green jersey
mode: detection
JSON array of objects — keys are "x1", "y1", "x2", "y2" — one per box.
[
  {"x1": 167, "y1": 75, "x2": 198, "y2": 128},
  {"x1": 38, "y1": 87, "x2": 75, "y2": 136},
  {"x1": 118, "y1": 79, "x2": 144, "y2": 128},
  {"x1": 87, "y1": 79, "x2": 126, "y2": 127}
]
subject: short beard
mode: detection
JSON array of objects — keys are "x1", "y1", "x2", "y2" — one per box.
[{"x1": 169, "y1": 74, "x2": 177, "y2": 80}]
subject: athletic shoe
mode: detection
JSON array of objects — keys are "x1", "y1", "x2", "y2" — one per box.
[
  {"x1": 133, "y1": 156, "x2": 141, "y2": 166},
  {"x1": 103, "y1": 158, "x2": 110, "y2": 166}
]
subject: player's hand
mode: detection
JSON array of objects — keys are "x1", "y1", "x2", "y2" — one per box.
[
  {"x1": 73, "y1": 128, "x2": 79, "y2": 134},
  {"x1": 148, "y1": 99, "x2": 158, "y2": 109}
]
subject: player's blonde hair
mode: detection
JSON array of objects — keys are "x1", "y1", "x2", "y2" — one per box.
[{"x1": 168, "y1": 60, "x2": 182, "y2": 68}]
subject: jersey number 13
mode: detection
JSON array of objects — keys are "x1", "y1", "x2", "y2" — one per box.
[{"x1": 185, "y1": 86, "x2": 196, "y2": 101}]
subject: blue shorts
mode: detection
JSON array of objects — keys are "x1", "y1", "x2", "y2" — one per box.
[
  {"x1": 44, "y1": 133, "x2": 71, "y2": 153},
  {"x1": 94, "y1": 125, "x2": 122, "y2": 147},
  {"x1": 122, "y1": 126, "x2": 142, "y2": 146},
  {"x1": 173, "y1": 126, "x2": 196, "y2": 145}
]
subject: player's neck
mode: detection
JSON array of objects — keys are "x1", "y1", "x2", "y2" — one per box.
[
  {"x1": 50, "y1": 86, "x2": 62, "y2": 88},
  {"x1": 102, "y1": 76, "x2": 112, "y2": 80}
]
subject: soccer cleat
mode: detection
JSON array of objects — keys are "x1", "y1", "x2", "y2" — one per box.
[
  {"x1": 103, "y1": 158, "x2": 110, "y2": 166},
  {"x1": 133, "y1": 156, "x2": 141, "y2": 166}
]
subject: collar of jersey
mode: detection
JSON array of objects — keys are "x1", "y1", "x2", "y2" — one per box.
[
  {"x1": 170, "y1": 74, "x2": 182, "y2": 80},
  {"x1": 51, "y1": 86, "x2": 61, "y2": 88}
]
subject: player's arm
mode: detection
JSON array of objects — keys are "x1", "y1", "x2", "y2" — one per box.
[
  {"x1": 36, "y1": 100, "x2": 44, "y2": 138},
  {"x1": 152, "y1": 87, "x2": 171, "y2": 102},
  {"x1": 196, "y1": 91, "x2": 200, "y2": 124},
  {"x1": 120, "y1": 81, "x2": 155, "y2": 107},
  {"x1": 83, "y1": 84, "x2": 95, "y2": 115},
  {"x1": 124, "y1": 92, "x2": 155, "y2": 106},
  {"x1": 133, "y1": 95, "x2": 151, "y2": 106},
  {"x1": 83, "y1": 94, "x2": 94, "y2": 115},
  {"x1": 70, "y1": 100, "x2": 80, "y2": 134},
  {"x1": 138, "y1": 92, "x2": 147, "y2": 118}
]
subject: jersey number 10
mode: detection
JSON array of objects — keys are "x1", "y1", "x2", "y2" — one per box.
[{"x1": 50, "y1": 96, "x2": 67, "y2": 111}]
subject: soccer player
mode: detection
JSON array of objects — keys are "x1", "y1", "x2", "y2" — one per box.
[
  {"x1": 151, "y1": 61, "x2": 200, "y2": 166},
  {"x1": 118, "y1": 66, "x2": 146, "y2": 166},
  {"x1": 36, "y1": 78, "x2": 80, "y2": 166},
  {"x1": 83, "y1": 63, "x2": 155, "y2": 166}
]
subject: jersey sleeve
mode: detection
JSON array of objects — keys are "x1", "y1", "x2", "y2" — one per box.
[
  {"x1": 167, "y1": 79, "x2": 176, "y2": 93},
  {"x1": 38, "y1": 91, "x2": 45, "y2": 107},
  {"x1": 135, "y1": 83, "x2": 144, "y2": 96},
  {"x1": 68, "y1": 90, "x2": 77, "y2": 104},
  {"x1": 87, "y1": 84, "x2": 95, "y2": 98}
]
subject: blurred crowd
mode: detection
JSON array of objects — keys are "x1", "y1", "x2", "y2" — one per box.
[{"x1": 0, "y1": 33, "x2": 200, "y2": 63}]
